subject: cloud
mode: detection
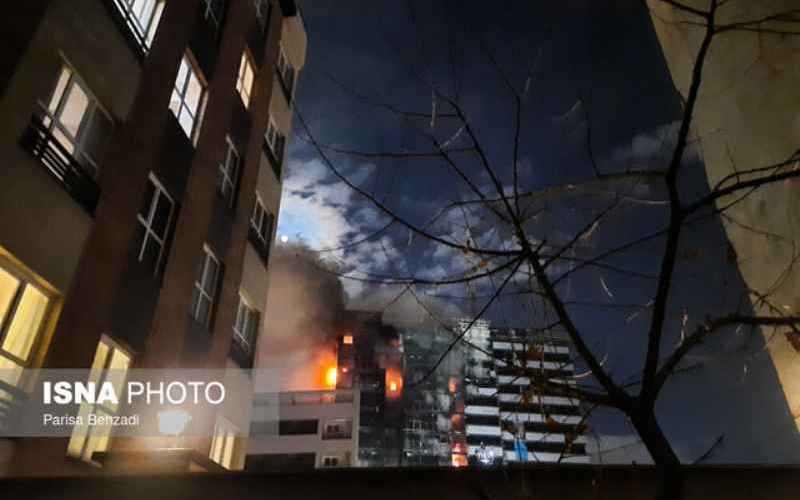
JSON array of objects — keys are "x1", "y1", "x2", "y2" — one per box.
[
  {"x1": 602, "y1": 120, "x2": 699, "y2": 171},
  {"x1": 277, "y1": 158, "x2": 403, "y2": 298}
]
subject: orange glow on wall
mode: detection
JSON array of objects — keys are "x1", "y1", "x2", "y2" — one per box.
[
  {"x1": 385, "y1": 367, "x2": 403, "y2": 399},
  {"x1": 451, "y1": 454, "x2": 468, "y2": 467},
  {"x1": 325, "y1": 365, "x2": 338, "y2": 388},
  {"x1": 448, "y1": 377, "x2": 458, "y2": 393}
]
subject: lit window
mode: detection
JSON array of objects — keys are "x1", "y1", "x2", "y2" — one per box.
[
  {"x1": 40, "y1": 64, "x2": 113, "y2": 178},
  {"x1": 67, "y1": 336, "x2": 132, "y2": 465},
  {"x1": 202, "y1": 0, "x2": 226, "y2": 33},
  {"x1": 169, "y1": 52, "x2": 207, "y2": 144},
  {"x1": 136, "y1": 173, "x2": 174, "y2": 274},
  {"x1": 0, "y1": 261, "x2": 52, "y2": 390},
  {"x1": 111, "y1": 0, "x2": 165, "y2": 52},
  {"x1": 217, "y1": 136, "x2": 240, "y2": 208},
  {"x1": 209, "y1": 416, "x2": 238, "y2": 469},
  {"x1": 249, "y1": 193, "x2": 274, "y2": 245},
  {"x1": 276, "y1": 45, "x2": 295, "y2": 97},
  {"x1": 233, "y1": 293, "x2": 259, "y2": 354},
  {"x1": 236, "y1": 50, "x2": 256, "y2": 109},
  {"x1": 190, "y1": 245, "x2": 221, "y2": 327},
  {"x1": 342, "y1": 335, "x2": 353, "y2": 345}
]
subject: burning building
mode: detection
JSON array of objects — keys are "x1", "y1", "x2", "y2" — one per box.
[
  {"x1": 335, "y1": 310, "x2": 404, "y2": 467},
  {"x1": 398, "y1": 321, "x2": 467, "y2": 467}
]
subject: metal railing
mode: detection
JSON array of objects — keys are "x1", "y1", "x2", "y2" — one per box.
[{"x1": 19, "y1": 115, "x2": 101, "y2": 215}]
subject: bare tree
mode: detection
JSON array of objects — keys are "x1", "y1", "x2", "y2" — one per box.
[{"x1": 291, "y1": 1, "x2": 800, "y2": 497}]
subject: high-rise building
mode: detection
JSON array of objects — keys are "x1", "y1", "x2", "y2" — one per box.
[
  {"x1": 335, "y1": 310, "x2": 404, "y2": 467},
  {"x1": 399, "y1": 321, "x2": 465, "y2": 467},
  {"x1": 0, "y1": 0, "x2": 306, "y2": 475},
  {"x1": 462, "y1": 322, "x2": 589, "y2": 464}
]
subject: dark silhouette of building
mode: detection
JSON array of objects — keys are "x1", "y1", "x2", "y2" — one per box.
[{"x1": 0, "y1": 0, "x2": 305, "y2": 475}]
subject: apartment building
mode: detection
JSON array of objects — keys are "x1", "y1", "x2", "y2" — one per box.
[
  {"x1": 462, "y1": 322, "x2": 589, "y2": 464},
  {"x1": 246, "y1": 389, "x2": 360, "y2": 471},
  {"x1": 0, "y1": 0, "x2": 306, "y2": 475}
]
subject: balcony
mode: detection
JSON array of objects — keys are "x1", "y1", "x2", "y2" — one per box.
[
  {"x1": 19, "y1": 115, "x2": 101, "y2": 215},
  {"x1": 322, "y1": 430, "x2": 353, "y2": 440}
]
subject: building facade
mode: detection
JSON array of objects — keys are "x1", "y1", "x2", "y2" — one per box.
[
  {"x1": 246, "y1": 388, "x2": 360, "y2": 471},
  {"x1": 0, "y1": 0, "x2": 306, "y2": 475},
  {"x1": 462, "y1": 322, "x2": 589, "y2": 464},
  {"x1": 646, "y1": 0, "x2": 800, "y2": 463}
]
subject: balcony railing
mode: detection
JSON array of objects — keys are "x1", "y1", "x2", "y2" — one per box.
[
  {"x1": 20, "y1": 115, "x2": 101, "y2": 215},
  {"x1": 322, "y1": 430, "x2": 353, "y2": 440},
  {"x1": 0, "y1": 382, "x2": 27, "y2": 435},
  {"x1": 104, "y1": 0, "x2": 150, "y2": 60}
]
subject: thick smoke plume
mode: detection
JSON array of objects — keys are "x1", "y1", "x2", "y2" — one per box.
[{"x1": 256, "y1": 243, "x2": 346, "y2": 391}]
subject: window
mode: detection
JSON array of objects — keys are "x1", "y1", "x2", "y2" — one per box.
[
  {"x1": 39, "y1": 64, "x2": 113, "y2": 179},
  {"x1": 111, "y1": 0, "x2": 165, "y2": 52},
  {"x1": 249, "y1": 194, "x2": 274, "y2": 244},
  {"x1": 209, "y1": 416, "x2": 238, "y2": 469},
  {"x1": 136, "y1": 174, "x2": 174, "y2": 274},
  {"x1": 264, "y1": 118, "x2": 283, "y2": 159},
  {"x1": 254, "y1": 0, "x2": 270, "y2": 32},
  {"x1": 190, "y1": 245, "x2": 221, "y2": 327},
  {"x1": 278, "y1": 419, "x2": 318, "y2": 436},
  {"x1": 0, "y1": 262, "x2": 53, "y2": 390},
  {"x1": 322, "y1": 418, "x2": 352, "y2": 440},
  {"x1": 233, "y1": 293, "x2": 259, "y2": 354},
  {"x1": 202, "y1": 0, "x2": 226, "y2": 34},
  {"x1": 67, "y1": 336, "x2": 132, "y2": 464},
  {"x1": 321, "y1": 456, "x2": 339, "y2": 468},
  {"x1": 217, "y1": 136, "x2": 240, "y2": 208},
  {"x1": 276, "y1": 45, "x2": 295, "y2": 98},
  {"x1": 169, "y1": 52, "x2": 207, "y2": 144},
  {"x1": 236, "y1": 50, "x2": 256, "y2": 109}
]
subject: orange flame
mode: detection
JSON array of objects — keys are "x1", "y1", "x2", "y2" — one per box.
[
  {"x1": 325, "y1": 365, "x2": 338, "y2": 388},
  {"x1": 385, "y1": 367, "x2": 403, "y2": 399}
]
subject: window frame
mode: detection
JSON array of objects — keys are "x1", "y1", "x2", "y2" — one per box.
[
  {"x1": 209, "y1": 416, "x2": 238, "y2": 469},
  {"x1": 253, "y1": 0, "x2": 270, "y2": 31},
  {"x1": 264, "y1": 117, "x2": 283, "y2": 159},
  {"x1": 236, "y1": 49, "x2": 256, "y2": 109},
  {"x1": 0, "y1": 259, "x2": 54, "y2": 379},
  {"x1": 249, "y1": 193, "x2": 272, "y2": 244},
  {"x1": 136, "y1": 173, "x2": 175, "y2": 275},
  {"x1": 169, "y1": 51, "x2": 208, "y2": 145},
  {"x1": 321, "y1": 456, "x2": 339, "y2": 468},
  {"x1": 217, "y1": 136, "x2": 240, "y2": 208},
  {"x1": 66, "y1": 335, "x2": 133, "y2": 465},
  {"x1": 39, "y1": 62, "x2": 114, "y2": 179},
  {"x1": 110, "y1": 0, "x2": 166, "y2": 52},
  {"x1": 276, "y1": 44, "x2": 295, "y2": 94},
  {"x1": 232, "y1": 292, "x2": 259, "y2": 354},
  {"x1": 202, "y1": 0, "x2": 226, "y2": 34},
  {"x1": 191, "y1": 244, "x2": 221, "y2": 327}
]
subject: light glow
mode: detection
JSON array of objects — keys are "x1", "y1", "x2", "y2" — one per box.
[{"x1": 325, "y1": 365, "x2": 338, "y2": 388}]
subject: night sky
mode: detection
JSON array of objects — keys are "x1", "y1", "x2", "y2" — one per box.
[{"x1": 275, "y1": 0, "x2": 800, "y2": 462}]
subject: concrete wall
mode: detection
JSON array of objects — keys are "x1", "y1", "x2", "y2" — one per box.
[{"x1": 647, "y1": 0, "x2": 800, "y2": 452}]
